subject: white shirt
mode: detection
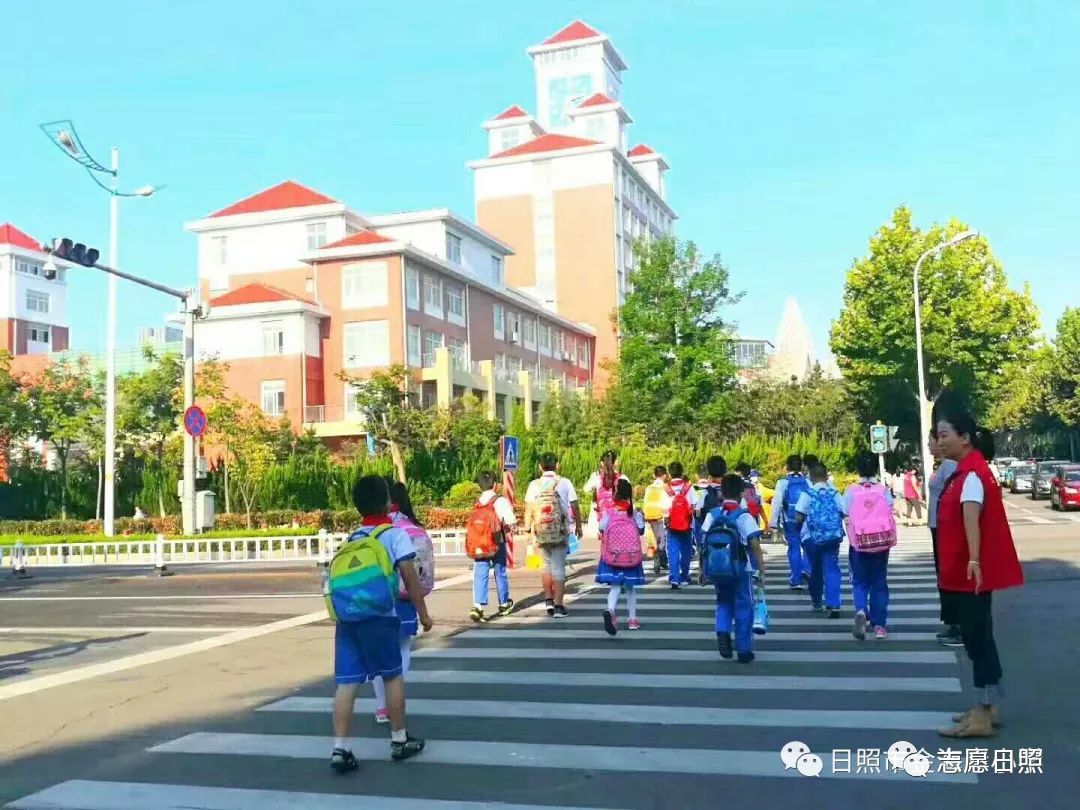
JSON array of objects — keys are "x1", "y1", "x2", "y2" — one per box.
[
  {"x1": 478, "y1": 490, "x2": 517, "y2": 527},
  {"x1": 770, "y1": 474, "x2": 808, "y2": 529},
  {"x1": 668, "y1": 479, "x2": 701, "y2": 510},
  {"x1": 583, "y1": 471, "x2": 630, "y2": 494},
  {"x1": 525, "y1": 472, "x2": 579, "y2": 525},
  {"x1": 960, "y1": 472, "x2": 984, "y2": 505},
  {"x1": 699, "y1": 501, "x2": 763, "y2": 543},
  {"x1": 842, "y1": 478, "x2": 894, "y2": 515}
]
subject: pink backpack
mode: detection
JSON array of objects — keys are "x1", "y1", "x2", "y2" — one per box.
[
  {"x1": 601, "y1": 508, "x2": 643, "y2": 568},
  {"x1": 392, "y1": 513, "x2": 436, "y2": 596},
  {"x1": 846, "y1": 483, "x2": 897, "y2": 553}
]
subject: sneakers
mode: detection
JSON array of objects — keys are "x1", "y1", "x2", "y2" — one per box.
[
  {"x1": 937, "y1": 625, "x2": 964, "y2": 648},
  {"x1": 812, "y1": 604, "x2": 825, "y2": 613},
  {"x1": 545, "y1": 599, "x2": 555, "y2": 617},
  {"x1": 552, "y1": 605, "x2": 569, "y2": 619},
  {"x1": 853, "y1": 610, "x2": 868, "y2": 641},
  {"x1": 374, "y1": 709, "x2": 389, "y2": 724},
  {"x1": 628, "y1": 619, "x2": 641, "y2": 630},
  {"x1": 330, "y1": 748, "x2": 359, "y2": 774},
  {"x1": 737, "y1": 651, "x2": 756, "y2": 664},
  {"x1": 800, "y1": 572, "x2": 811, "y2": 588},
  {"x1": 828, "y1": 609, "x2": 841, "y2": 619},
  {"x1": 874, "y1": 626, "x2": 888, "y2": 640},
  {"x1": 717, "y1": 632, "x2": 734, "y2": 659},
  {"x1": 468, "y1": 607, "x2": 486, "y2": 624},
  {"x1": 602, "y1": 609, "x2": 618, "y2": 636},
  {"x1": 670, "y1": 583, "x2": 681, "y2": 590},
  {"x1": 497, "y1": 599, "x2": 515, "y2": 616},
  {"x1": 390, "y1": 735, "x2": 426, "y2": 761}
]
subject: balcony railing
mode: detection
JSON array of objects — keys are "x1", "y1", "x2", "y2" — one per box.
[{"x1": 304, "y1": 405, "x2": 325, "y2": 423}]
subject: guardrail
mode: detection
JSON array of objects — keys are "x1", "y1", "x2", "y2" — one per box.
[{"x1": 1, "y1": 528, "x2": 470, "y2": 573}]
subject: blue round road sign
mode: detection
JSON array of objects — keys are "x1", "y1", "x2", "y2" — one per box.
[{"x1": 184, "y1": 405, "x2": 208, "y2": 438}]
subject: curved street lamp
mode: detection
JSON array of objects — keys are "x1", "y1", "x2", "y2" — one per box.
[{"x1": 39, "y1": 119, "x2": 164, "y2": 537}]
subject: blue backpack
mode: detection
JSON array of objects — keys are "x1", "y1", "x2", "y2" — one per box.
[
  {"x1": 806, "y1": 487, "x2": 844, "y2": 547},
  {"x1": 703, "y1": 508, "x2": 748, "y2": 584},
  {"x1": 782, "y1": 474, "x2": 810, "y2": 524}
]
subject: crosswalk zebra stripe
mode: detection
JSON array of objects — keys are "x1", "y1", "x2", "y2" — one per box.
[
  {"x1": 4, "y1": 781, "x2": 625, "y2": 810},
  {"x1": 148, "y1": 733, "x2": 977, "y2": 782},
  {"x1": 559, "y1": 600, "x2": 940, "y2": 613},
  {"x1": 474, "y1": 629, "x2": 941, "y2": 642},
  {"x1": 626, "y1": 590, "x2": 940, "y2": 601},
  {"x1": 643, "y1": 581, "x2": 936, "y2": 591},
  {"x1": 501, "y1": 615, "x2": 943, "y2": 627},
  {"x1": 412, "y1": 646, "x2": 958, "y2": 664},
  {"x1": 401, "y1": 669, "x2": 959, "y2": 692},
  {"x1": 261, "y1": 696, "x2": 961, "y2": 731}
]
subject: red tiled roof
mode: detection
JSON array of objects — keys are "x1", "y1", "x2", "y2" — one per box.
[
  {"x1": 543, "y1": 20, "x2": 601, "y2": 45},
  {"x1": 491, "y1": 133, "x2": 602, "y2": 160},
  {"x1": 0, "y1": 222, "x2": 41, "y2": 251},
  {"x1": 322, "y1": 230, "x2": 394, "y2": 249},
  {"x1": 579, "y1": 93, "x2": 616, "y2": 108},
  {"x1": 209, "y1": 283, "x2": 316, "y2": 308},
  {"x1": 209, "y1": 181, "x2": 337, "y2": 218},
  {"x1": 493, "y1": 105, "x2": 529, "y2": 120},
  {"x1": 628, "y1": 144, "x2": 656, "y2": 157}
]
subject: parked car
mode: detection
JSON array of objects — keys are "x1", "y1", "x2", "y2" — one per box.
[
  {"x1": 1051, "y1": 465, "x2": 1080, "y2": 511},
  {"x1": 1010, "y1": 463, "x2": 1036, "y2": 494},
  {"x1": 1032, "y1": 459, "x2": 1071, "y2": 500},
  {"x1": 993, "y1": 457, "x2": 1019, "y2": 485}
]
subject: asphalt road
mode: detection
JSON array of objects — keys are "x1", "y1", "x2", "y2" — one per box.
[{"x1": 0, "y1": 499, "x2": 1077, "y2": 809}]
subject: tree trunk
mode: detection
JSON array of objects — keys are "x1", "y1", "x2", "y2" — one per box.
[
  {"x1": 224, "y1": 456, "x2": 231, "y2": 514},
  {"x1": 156, "y1": 447, "x2": 167, "y2": 519},
  {"x1": 58, "y1": 449, "x2": 68, "y2": 520},
  {"x1": 388, "y1": 440, "x2": 406, "y2": 484}
]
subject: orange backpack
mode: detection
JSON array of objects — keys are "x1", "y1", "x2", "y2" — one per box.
[{"x1": 465, "y1": 499, "x2": 503, "y2": 560}]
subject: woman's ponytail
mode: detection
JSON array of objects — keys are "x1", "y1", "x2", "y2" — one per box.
[{"x1": 973, "y1": 426, "x2": 996, "y2": 461}]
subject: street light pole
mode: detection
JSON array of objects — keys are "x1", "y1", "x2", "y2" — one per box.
[
  {"x1": 913, "y1": 230, "x2": 978, "y2": 497},
  {"x1": 104, "y1": 147, "x2": 119, "y2": 537},
  {"x1": 182, "y1": 305, "x2": 197, "y2": 537}
]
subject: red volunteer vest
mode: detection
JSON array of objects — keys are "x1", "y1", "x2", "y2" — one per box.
[{"x1": 936, "y1": 450, "x2": 1023, "y2": 593}]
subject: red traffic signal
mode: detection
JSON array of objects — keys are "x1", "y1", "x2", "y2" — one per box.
[{"x1": 52, "y1": 237, "x2": 100, "y2": 267}]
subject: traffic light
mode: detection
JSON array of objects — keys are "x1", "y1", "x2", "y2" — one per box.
[
  {"x1": 51, "y1": 237, "x2": 100, "y2": 269},
  {"x1": 870, "y1": 424, "x2": 888, "y2": 454}
]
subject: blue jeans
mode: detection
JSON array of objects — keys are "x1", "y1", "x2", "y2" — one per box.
[
  {"x1": 783, "y1": 522, "x2": 810, "y2": 586},
  {"x1": 715, "y1": 573, "x2": 754, "y2": 653},
  {"x1": 806, "y1": 542, "x2": 842, "y2": 609},
  {"x1": 849, "y1": 547, "x2": 889, "y2": 627},
  {"x1": 473, "y1": 559, "x2": 510, "y2": 607},
  {"x1": 667, "y1": 530, "x2": 693, "y2": 584}
]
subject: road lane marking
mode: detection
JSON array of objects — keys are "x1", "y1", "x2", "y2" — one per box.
[
  {"x1": 501, "y1": 615, "x2": 943, "y2": 627},
  {"x1": 0, "y1": 626, "x2": 247, "y2": 634},
  {"x1": 560, "y1": 599, "x2": 941, "y2": 613},
  {"x1": 412, "y1": 646, "x2": 959, "y2": 664},
  {"x1": 0, "y1": 594, "x2": 321, "y2": 602},
  {"x1": 628, "y1": 590, "x2": 941, "y2": 601},
  {"x1": 148, "y1": 733, "x2": 976, "y2": 782},
  {"x1": 473, "y1": 629, "x2": 942, "y2": 642},
  {"x1": 0, "y1": 571, "x2": 474, "y2": 703},
  {"x1": 262, "y1": 696, "x2": 960, "y2": 730}
]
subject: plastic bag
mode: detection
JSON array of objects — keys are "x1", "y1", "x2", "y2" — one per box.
[{"x1": 752, "y1": 582, "x2": 769, "y2": 635}]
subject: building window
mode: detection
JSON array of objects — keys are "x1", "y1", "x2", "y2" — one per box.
[
  {"x1": 28, "y1": 324, "x2": 50, "y2": 345},
  {"x1": 538, "y1": 323, "x2": 552, "y2": 356},
  {"x1": 500, "y1": 128, "x2": 521, "y2": 152},
  {"x1": 25, "y1": 290, "x2": 50, "y2": 314},
  {"x1": 343, "y1": 320, "x2": 390, "y2": 368},
  {"x1": 522, "y1": 317, "x2": 536, "y2": 349},
  {"x1": 445, "y1": 284, "x2": 465, "y2": 325},
  {"x1": 261, "y1": 381, "x2": 286, "y2": 417},
  {"x1": 405, "y1": 266, "x2": 420, "y2": 310},
  {"x1": 586, "y1": 117, "x2": 604, "y2": 139},
  {"x1": 16, "y1": 260, "x2": 42, "y2": 277},
  {"x1": 493, "y1": 303, "x2": 505, "y2": 339},
  {"x1": 344, "y1": 382, "x2": 363, "y2": 420},
  {"x1": 261, "y1": 320, "x2": 285, "y2": 355},
  {"x1": 508, "y1": 311, "x2": 521, "y2": 343},
  {"x1": 445, "y1": 232, "x2": 463, "y2": 264},
  {"x1": 342, "y1": 261, "x2": 388, "y2": 308},
  {"x1": 507, "y1": 355, "x2": 523, "y2": 374},
  {"x1": 212, "y1": 235, "x2": 227, "y2": 264},
  {"x1": 422, "y1": 330, "x2": 442, "y2": 367},
  {"x1": 407, "y1": 324, "x2": 422, "y2": 366},
  {"x1": 306, "y1": 222, "x2": 327, "y2": 250},
  {"x1": 448, "y1": 337, "x2": 468, "y2": 371},
  {"x1": 578, "y1": 341, "x2": 590, "y2": 369},
  {"x1": 490, "y1": 255, "x2": 503, "y2": 284},
  {"x1": 423, "y1": 275, "x2": 443, "y2": 318},
  {"x1": 556, "y1": 330, "x2": 567, "y2": 359}
]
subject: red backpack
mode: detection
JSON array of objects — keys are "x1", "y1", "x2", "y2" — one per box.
[
  {"x1": 465, "y1": 499, "x2": 502, "y2": 560},
  {"x1": 668, "y1": 483, "x2": 694, "y2": 532}
]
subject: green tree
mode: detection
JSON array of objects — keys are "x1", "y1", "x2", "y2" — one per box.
[
  {"x1": 227, "y1": 404, "x2": 276, "y2": 528},
  {"x1": 1050, "y1": 307, "x2": 1080, "y2": 434},
  {"x1": 343, "y1": 365, "x2": 433, "y2": 483},
  {"x1": 831, "y1": 206, "x2": 1037, "y2": 439},
  {"x1": 612, "y1": 237, "x2": 740, "y2": 442},
  {"x1": 0, "y1": 352, "x2": 32, "y2": 475}
]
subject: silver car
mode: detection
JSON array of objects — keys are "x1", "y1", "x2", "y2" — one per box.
[
  {"x1": 1033, "y1": 460, "x2": 1071, "y2": 500},
  {"x1": 1011, "y1": 464, "x2": 1035, "y2": 493}
]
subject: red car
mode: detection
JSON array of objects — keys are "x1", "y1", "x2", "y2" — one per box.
[{"x1": 1050, "y1": 465, "x2": 1080, "y2": 511}]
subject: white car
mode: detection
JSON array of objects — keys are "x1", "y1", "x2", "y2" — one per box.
[{"x1": 993, "y1": 457, "x2": 1019, "y2": 485}]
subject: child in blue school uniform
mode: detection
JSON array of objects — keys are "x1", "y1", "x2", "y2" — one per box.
[
  {"x1": 794, "y1": 462, "x2": 846, "y2": 617},
  {"x1": 700, "y1": 474, "x2": 766, "y2": 663},
  {"x1": 770, "y1": 455, "x2": 812, "y2": 589}
]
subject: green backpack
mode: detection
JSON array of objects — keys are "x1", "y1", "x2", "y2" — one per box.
[{"x1": 324, "y1": 524, "x2": 398, "y2": 622}]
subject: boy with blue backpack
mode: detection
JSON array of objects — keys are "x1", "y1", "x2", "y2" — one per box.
[
  {"x1": 324, "y1": 475, "x2": 433, "y2": 773},
  {"x1": 794, "y1": 462, "x2": 845, "y2": 617},
  {"x1": 700, "y1": 474, "x2": 766, "y2": 662},
  {"x1": 770, "y1": 455, "x2": 812, "y2": 590}
]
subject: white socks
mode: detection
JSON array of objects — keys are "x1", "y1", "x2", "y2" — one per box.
[
  {"x1": 607, "y1": 585, "x2": 638, "y2": 620},
  {"x1": 334, "y1": 737, "x2": 348, "y2": 750},
  {"x1": 607, "y1": 586, "x2": 620, "y2": 612},
  {"x1": 391, "y1": 728, "x2": 407, "y2": 743},
  {"x1": 627, "y1": 587, "x2": 638, "y2": 621}
]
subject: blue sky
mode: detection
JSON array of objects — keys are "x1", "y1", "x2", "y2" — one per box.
[{"x1": 3, "y1": 0, "x2": 1077, "y2": 357}]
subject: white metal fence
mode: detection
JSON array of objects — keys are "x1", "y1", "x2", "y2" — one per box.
[{"x1": 1, "y1": 529, "x2": 469, "y2": 573}]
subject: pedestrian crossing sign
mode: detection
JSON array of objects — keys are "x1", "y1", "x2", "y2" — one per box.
[{"x1": 501, "y1": 436, "x2": 519, "y2": 471}]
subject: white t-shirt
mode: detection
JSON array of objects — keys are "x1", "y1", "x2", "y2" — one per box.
[
  {"x1": 842, "y1": 478, "x2": 895, "y2": 515},
  {"x1": 699, "y1": 501, "x2": 762, "y2": 543},
  {"x1": 525, "y1": 472, "x2": 579, "y2": 526},
  {"x1": 668, "y1": 479, "x2": 701, "y2": 510},
  {"x1": 960, "y1": 472, "x2": 984, "y2": 504},
  {"x1": 583, "y1": 471, "x2": 630, "y2": 493},
  {"x1": 478, "y1": 490, "x2": 517, "y2": 527},
  {"x1": 349, "y1": 523, "x2": 416, "y2": 618}
]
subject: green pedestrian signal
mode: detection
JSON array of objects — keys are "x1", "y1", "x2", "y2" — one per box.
[{"x1": 870, "y1": 424, "x2": 888, "y2": 454}]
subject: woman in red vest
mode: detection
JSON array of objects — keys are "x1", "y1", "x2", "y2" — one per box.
[{"x1": 934, "y1": 403, "x2": 1024, "y2": 738}]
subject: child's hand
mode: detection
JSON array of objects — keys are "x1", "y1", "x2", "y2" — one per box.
[{"x1": 420, "y1": 611, "x2": 434, "y2": 632}]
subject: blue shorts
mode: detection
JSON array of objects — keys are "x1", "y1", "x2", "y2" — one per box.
[{"x1": 334, "y1": 616, "x2": 403, "y2": 685}]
